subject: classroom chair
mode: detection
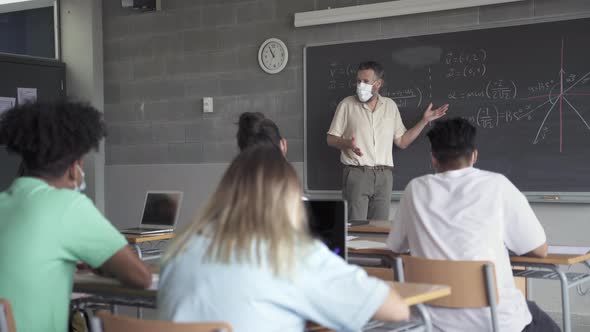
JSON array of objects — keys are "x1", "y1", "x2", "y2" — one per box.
[
  {"x1": 0, "y1": 299, "x2": 16, "y2": 332},
  {"x1": 396, "y1": 256, "x2": 499, "y2": 332},
  {"x1": 364, "y1": 266, "x2": 396, "y2": 280},
  {"x1": 90, "y1": 310, "x2": 232, "y2": 332}
]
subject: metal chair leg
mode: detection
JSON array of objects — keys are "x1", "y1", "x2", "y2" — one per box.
[
  {"x1": 415, "y1": 303, "x2": 432, "y2": 332},
  {"x1": 395, "y1": 257, "x2": 405, "y2": 282},
  {"x1": 484, "y1": 264, "x2": 499, "y2": 332}
]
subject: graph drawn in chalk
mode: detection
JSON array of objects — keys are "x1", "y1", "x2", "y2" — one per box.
[{"x1": 521, "y1": 37, "x2": 590, "y2": 151}]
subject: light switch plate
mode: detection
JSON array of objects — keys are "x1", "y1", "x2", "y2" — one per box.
[{"x1": 203, "y1": 97, "x2": 213, "y2": 113}]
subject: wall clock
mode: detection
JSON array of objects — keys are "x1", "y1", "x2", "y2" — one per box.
[{"x1": 258, "y1": 38, "x2": 289, "y2": 74}]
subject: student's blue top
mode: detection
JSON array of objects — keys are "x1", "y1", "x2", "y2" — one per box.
[{"x1": 157, "y1": 235, "x2": 389, "y2": 332}]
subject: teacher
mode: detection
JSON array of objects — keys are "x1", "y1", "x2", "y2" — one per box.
[{"x1": 327, "y1": 61, "x2": 448, "y2": 221}]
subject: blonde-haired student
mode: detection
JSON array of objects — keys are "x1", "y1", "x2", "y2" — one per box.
[{"x1": 158, "y1": 145, "x2": 409, "y2": 332}]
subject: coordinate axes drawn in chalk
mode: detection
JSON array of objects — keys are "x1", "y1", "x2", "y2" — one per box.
[{"x1": 522, "y1": 37, "x2": 590, "y2": 152}]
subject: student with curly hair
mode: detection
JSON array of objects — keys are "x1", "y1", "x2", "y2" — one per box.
[{"x1": 0, "y1": 101, "x2": 151, "y2": 332}]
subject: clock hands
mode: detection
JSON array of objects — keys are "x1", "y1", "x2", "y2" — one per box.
[{"x1": 269, "y1": 46, "x2": 276, "y2": 58}]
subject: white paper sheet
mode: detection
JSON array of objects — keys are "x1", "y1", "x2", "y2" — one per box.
[
  {"x1": 548, "y1": 245, "x2": 590, "y2": 256},
  {"x1": 17, "y1": 87, "x2": 37, "y2": 105},
  {"x1": 0, "y1": 97, "x2": 15, "y2": 115},
  {"x1": 347, "y1": 240, "x2": 387, "y2": 250},
  {"x1": 346, "y1": 235, "x2": 359, "y2": 241}
]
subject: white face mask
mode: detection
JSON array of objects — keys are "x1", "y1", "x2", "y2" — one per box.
[
  {"x1": 356, "y1": 82, "x2": 373, "y2": 102},
  {"x1": 74, "y1": 165, "x2": 86, "y2": 192}
]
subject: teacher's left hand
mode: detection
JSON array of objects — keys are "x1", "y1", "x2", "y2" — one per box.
[{"x1": 422, "y1": 103, "x2": 449, "y2": 122}]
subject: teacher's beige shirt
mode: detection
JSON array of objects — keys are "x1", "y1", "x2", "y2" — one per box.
[{"x1": 327, "y1": 95, "x2": 406, "y2": 167}]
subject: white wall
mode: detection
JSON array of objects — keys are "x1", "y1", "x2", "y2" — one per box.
[{"x1": 60, "y1": 0, "x2": 106, "y2": 211}]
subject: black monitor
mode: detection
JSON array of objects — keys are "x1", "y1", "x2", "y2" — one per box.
[{"x1": 304, "y1": 199, "x2": 347, "y2": 259}]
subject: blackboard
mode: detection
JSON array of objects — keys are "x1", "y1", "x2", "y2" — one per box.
[
  {"x1": 305, "y1": 17, "x2": 590, "y2": 200},
  {"x1": 0, "y1": 54, "x2": 66, "y2": 190}
]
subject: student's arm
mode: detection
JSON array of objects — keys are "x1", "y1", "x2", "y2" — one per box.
[
  {"x1": 60, "y1": 194, "x2": 151, "y2": 289},
  {"x1": 99, "y1": 246, "x2": 152, "y2": 288},
  {"x1": 501, "y1": 176, "x2": 547, "y2": 257},
  {"x1": 523, "y1": 242, "x2": 548, "y2": 258},
  {"x1": 372, "y1": 287, "x2": 410, "y2": 321},
  {"x1": 297, "y1": 243, "x2": 409, "y2": 332}
]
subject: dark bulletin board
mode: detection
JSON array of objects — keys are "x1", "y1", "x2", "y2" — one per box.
[
  {"x1": 0, "y1": 54, "x2": 66, "y2": 190},
  {"x1": 305, "y1": 17, "x2": 590, "y2": 201}
]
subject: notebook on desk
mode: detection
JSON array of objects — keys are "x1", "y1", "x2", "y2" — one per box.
[
  {"x1": 120, "y1": 191, "x2": 183, "y2": 235},
  {"x1": 348, "y1": 219, "x2": 370, "y2": 226},
  {"x1": 548, "y1": 245, "x2": 590, "y2": 256},
  {"x1": 304, "y1": 199, "x2": 347, "y2": 260}
]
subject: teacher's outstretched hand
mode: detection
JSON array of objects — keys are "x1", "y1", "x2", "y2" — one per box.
[{"x1": 423, "y1": 103, "x2": 449, "y2": 122}]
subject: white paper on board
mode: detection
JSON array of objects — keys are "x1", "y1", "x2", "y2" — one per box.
[
  {"x1": 0, "y1": 97, "x2": 16, "y2": 115},
  {"x1": 17, "y1": 87, "x2": 37, "y2": 105}
]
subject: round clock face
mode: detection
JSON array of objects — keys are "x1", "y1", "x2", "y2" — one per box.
[{"x1": 258, "y1": 38, "x2": 288, "y2": 74}]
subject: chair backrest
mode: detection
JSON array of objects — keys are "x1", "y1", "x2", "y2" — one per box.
[
  {"x1": 364, "y1": 267, "x2": 395, "y2": 281},
  {"x1": 401, "y1": 255, "x2": 498, "y2": 308},
  {"x1": 92, "y1": 310, "x2": 232, "y2": 332},
  {"x1": 0, "y1": 299, "x2": 16, "y2": 332}
]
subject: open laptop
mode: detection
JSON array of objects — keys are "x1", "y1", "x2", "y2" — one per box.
[
  {"x1": 304, "y1": 199, "x2": 347, "y2": 260},
  {"x1": 120, "y1": 191, "x2": 183, "y2": 235}
]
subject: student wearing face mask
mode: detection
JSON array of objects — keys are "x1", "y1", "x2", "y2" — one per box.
[
  {"x1": 327, "y1": 61, "x2": 449, "y2": 221},
  {"x1": 0, "y1": 101, "x2": 151, "y2": 332}
]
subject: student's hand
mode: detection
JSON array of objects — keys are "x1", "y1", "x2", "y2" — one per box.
[
  {"x1": 347, "y1": 136, "x2": 363, "y2": 156},
  {"x1": 422, "y1": 103, "x2": 449, "y2": 123}
]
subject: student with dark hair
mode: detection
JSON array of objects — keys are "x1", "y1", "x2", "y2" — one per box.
[
  {"x1": 387, "y1": 118, "x2": 559, "y2": 332},
  {"x1": 0, "y1": 101, "x2": 151, "y2": 332},
  {"x1": 327, "y1": 60, "x2": 449, "y2": 221},
  {"x1": 236, "y1": 112, "x2": 287, "y2": 155}
]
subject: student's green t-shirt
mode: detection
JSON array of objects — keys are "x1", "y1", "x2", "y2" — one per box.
[{"x1": 0, "y1": 177, "x2": 128, "y2": 332}]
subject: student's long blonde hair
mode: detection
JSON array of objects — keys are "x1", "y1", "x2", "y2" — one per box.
[{"x1": 163, "y1": 145, "x2": 313, "y2": 276}]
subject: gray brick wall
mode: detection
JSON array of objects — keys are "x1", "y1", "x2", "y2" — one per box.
[{"x1": 103, "y1": 0, "x2": 590, "y2": 165}]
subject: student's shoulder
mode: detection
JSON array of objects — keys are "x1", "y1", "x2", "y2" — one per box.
[
  {"x1": 41, "y1": 188, "x2": 97, "y2": 215},
  {"x1": 405, "y1": 173, "x2": 435, "y2": 190},
  {"x1": 475, "y1": 168, "x2": 512, "y2": 184}
]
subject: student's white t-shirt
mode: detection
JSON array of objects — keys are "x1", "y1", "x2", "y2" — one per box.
[
  {"x1": 387, "y1": 167, "x2": 546, "y2": 332},
  {"x1": 158, "y1": 237, "x2": 389, "y2": 332}
]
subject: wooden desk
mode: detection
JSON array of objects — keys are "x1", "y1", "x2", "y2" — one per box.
[
  {"x1": 349, "y1": 220, "x2": 391, "y2": 234},
  {"x1": 74, "y1": 273, "x2": 157, "y2": 299},
  {"x1": 510, "y1": 252, "x2": 590, "y2": 332},
  {"x1": 74, "y1": 271, "x2": 448, "y2": 332},
  {"x1": 124, "y1": 233, "x2": 175, "y2": 260},
  {"x1": 125, "y1": 232, "x2": 175, "y2": 244},
  {"x1": 74, "y1": 273, "x2": 449, "y2": 306},
  {"x1": 307, "y1": 280, "x2": 449, "y2": 332},
  {"x1": 510, "y1": 252, "x2": 590, "y2": 265},
  {"x1": 348, "y1": 235, "x2": 528, "y2": 297}
]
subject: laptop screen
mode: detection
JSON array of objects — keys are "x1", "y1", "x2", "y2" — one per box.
[
  {"x1": 140, "y1": 192, "x2": 182, "y2": 226},
  {"x1": 304, "y1": 199, "x2": 347, "y2": 259}
]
